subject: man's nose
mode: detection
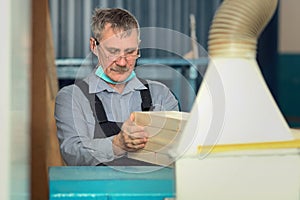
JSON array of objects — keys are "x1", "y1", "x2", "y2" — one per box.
[{"x1": 115, "y1": 56, "x2": 127, "y2": 66}]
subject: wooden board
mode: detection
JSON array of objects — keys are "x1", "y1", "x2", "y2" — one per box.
[{"x1": 128, "y1": 111, "x2": 190, "y2": 166}]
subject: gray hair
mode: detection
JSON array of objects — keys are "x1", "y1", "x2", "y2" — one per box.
[{"x1": 91, "y1": 8, "x2": 140, "y2": 41}]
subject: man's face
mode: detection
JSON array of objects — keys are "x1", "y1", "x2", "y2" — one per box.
[{"x1": 97, "y1": 24, "x2": 139, "y2": 83}]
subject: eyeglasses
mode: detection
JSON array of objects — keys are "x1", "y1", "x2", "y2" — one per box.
[
  {"x1": 94, "y1": 38, "x2": 140, "y2": 62},
  {"x1": 103, "y1": 52, "x2": 140, "y2": 63}
]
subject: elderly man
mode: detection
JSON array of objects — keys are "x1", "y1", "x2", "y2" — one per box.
[{"x1": 55, "y1": 8, "x2": 179, "y2": 166}]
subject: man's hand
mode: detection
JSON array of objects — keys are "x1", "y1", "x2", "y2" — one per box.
[{"x1": 112, "y1": 113, "x2": 148, "y2": 155}]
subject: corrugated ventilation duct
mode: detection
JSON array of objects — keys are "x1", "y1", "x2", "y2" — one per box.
[{"x1": 208, "y1": 0, "x2": 278, "y2": 58}]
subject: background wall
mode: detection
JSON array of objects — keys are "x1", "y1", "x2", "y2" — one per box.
[
  {"x1": 49, "y1": 0, "x2": 222, "y2": 59},
  {"x1": 279, "y1": 0, "x2": 300, "y2": 53}
]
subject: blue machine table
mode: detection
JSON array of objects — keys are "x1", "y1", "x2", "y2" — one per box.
[{"x1": 49, "y1": 166, "x2": 175, "y2": 199}]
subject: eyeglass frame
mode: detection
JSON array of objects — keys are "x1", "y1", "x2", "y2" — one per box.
[{"x1": 94, "y1": 38, "x2": 141, "y2": 63}]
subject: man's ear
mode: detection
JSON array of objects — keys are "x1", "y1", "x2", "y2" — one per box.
[{"x1": 90, "y1": 37, "x2": 98, "y2": 56}]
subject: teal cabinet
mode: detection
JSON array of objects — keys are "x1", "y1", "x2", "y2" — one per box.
[{"x1": 49, "y1": 166, "x2": 175, "y2": 199}]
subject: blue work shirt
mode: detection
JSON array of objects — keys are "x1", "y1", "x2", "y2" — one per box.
[{"x1": 55, "y1": 70, "x2": 179, "y2": 166}]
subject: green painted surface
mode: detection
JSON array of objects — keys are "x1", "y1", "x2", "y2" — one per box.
[
  {"x1": 49, "y1": 166, "x2": 175, "y2": 200},
  {"x1": 277, "y1": 54, "x2": 300, "y2": 127}
]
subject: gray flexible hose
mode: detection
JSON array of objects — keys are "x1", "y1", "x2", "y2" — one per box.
[{"x1": 208, "y1": 0, "x2": 278, "y2": 58}]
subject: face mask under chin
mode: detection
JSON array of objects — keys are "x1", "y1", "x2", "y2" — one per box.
[{"x1": 95, "y1": 65, "x2": 136, "y2": 84}]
